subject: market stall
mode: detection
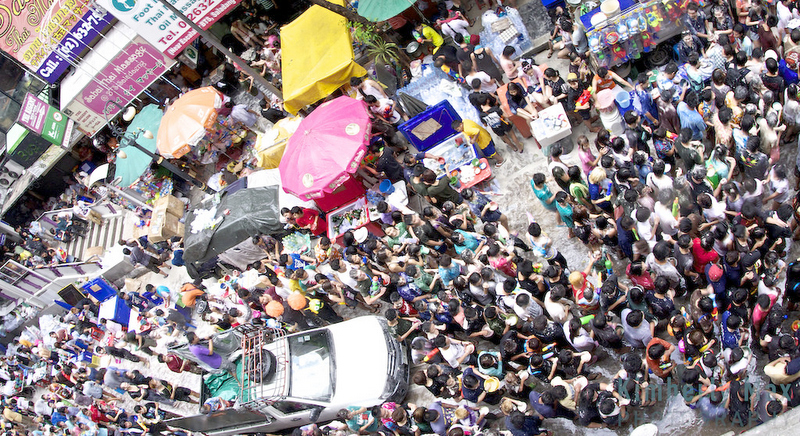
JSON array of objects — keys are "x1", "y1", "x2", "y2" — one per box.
[
  {"x1": 183, "y1": 186, "x2": 285, "y2": 271},
  {"x1": 400, "y1": 100, "x2": 493, "y2": 190},
  {"x1": 281, "y1": 0, "x2": 367, "y2": 114},
  {"x1": 279, "y1": 96, "x2": 370, "y2": 212},
  {"x1": 582, "y1": 0, "x2": 686, "y2": 69},
  {"x1": 479, "y1": 7, "x2": 534, "y2": 62},
  {"x1": 397, "y1": 66, "x2": 481, "y2": 125}
]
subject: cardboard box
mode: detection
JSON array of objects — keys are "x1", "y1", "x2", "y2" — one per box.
[
  {"x1": 153, "y1": 194, "x2": 185, "y2": 218},
  {"x1": 148, "y1": 209, "x2": 185, "y2": 242}
]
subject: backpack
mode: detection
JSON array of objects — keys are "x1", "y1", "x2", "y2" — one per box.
[{"x1": 726, "y1": 66, "x2": 749, "y2": 89}]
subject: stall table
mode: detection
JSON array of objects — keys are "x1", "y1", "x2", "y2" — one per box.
[
  {"x1": 458, "y1": 159, "x2": 493, "y2": 190},
  {"x1": 422, "y1": 133, "x2": 477, "y2": 178},
  {"x1": 531, "y1": 103, "x2": 572, "y2": 147},
  {"x1": 327, "y1": 197, "x2": 371, "y2": 240}
]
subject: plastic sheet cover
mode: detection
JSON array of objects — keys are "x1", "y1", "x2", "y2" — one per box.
[{"x1": 183, "y1": 186, "x2": 283, "y2": 265}]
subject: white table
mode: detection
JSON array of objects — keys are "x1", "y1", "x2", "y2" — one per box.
[{"x1": 531, "y1": 103, "x2": 572, "y2": 147}]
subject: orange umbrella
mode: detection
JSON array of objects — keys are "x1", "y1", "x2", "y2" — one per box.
[{"x1": 157, "y1": 87, "x2": 223, "y2": 158}]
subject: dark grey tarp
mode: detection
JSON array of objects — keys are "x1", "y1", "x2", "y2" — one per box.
[{"x1": 183, "y1": 186, "x2": 284, "y2": 265}]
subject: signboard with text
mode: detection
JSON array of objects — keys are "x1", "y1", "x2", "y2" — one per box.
[
  {"x1": 97, "y1": 0, "x2": 242, "y2": 59},
  {"x1": 17, "y1": 93, "x2": 73, "y2": 147},
  {"x1": 36, "y1": 9, "x2": 115, "y2": 83},
  {"x1": 0, "y1": 0, "x2": 112, "y2": 83},
  {"x1": 63, "y1": 36, "x2": 174, "y2": 136}
]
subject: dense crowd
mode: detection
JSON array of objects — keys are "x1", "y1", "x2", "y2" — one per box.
[{"x1": 7, "y1": 0, "x2": 800, "y2": 436}]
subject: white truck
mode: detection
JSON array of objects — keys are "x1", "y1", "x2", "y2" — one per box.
[{"x1": 166, "y1": 316, "x2": 410, "y2": 435}]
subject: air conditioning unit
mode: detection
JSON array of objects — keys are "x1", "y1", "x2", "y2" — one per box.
[{"x1": 0, "y1": 160, "x2": 24, "y2": 189}]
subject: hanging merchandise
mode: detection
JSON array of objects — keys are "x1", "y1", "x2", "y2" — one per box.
[{"x1": 582, "y1": 0, "x2": 687, "y2": 69}]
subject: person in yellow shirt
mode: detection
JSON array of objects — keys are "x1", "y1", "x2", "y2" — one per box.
[
  {"x1": 413, "y1": 23, "x2": 444, "y2": 50},
  {"x1": 452, "y1": 119, "x2": 504, "y2": 166}
]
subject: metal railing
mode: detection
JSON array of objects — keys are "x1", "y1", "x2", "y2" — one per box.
[{"x1": 238, "y1": 324, "x2": 289, "y2": 411}]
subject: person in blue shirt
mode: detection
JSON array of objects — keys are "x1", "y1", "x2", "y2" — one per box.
[
  {"x1": 452, "y1": 229, "x2": 483, "y2": 255},
  {"x1": 677, "y1": 95, "x2": 706, "y2": 141},
  {"x1": 721, "y1": 312, "x2": 743, "y2": 350},
  {"x1": 632, "y1": 73, "x2": 659, "y2": 126},
  {"x1": 437, "y1": 255, "x2": 462, "y2": 287},
  {"x1": 51, "y1": 407, "x2": 68, "y2": 426}
]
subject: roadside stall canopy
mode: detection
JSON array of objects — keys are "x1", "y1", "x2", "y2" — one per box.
[
  {"x1": 184, "y1": 186, "x2": 284, "y2": 266},
  {"x1": 280, "y1": 0, "x2": 366, "y2": 114},
  {"x1": 183, "y1": 170, "x2": 315, "y2": 267}
]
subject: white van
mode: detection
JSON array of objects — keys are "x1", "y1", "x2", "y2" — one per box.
[{"x1": 166, "y1": 316, "x2": 409, "y2": 435}]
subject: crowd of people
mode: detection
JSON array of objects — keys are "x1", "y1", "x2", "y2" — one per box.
[{"x1": 7, "y1": 0, "x2": 800, "y2": 435}]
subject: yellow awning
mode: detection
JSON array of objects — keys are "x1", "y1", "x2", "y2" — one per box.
[{"x1": 280, "y1": 0, "x2": 366, "y2": 114}]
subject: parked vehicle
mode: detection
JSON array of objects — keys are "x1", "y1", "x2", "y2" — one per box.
[{"x1": 166, "y1": 316, "x2": 410, "y2": 435}]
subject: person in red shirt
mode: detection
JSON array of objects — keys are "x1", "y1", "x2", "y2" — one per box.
[
  {"x1": 692, "y1": 235, "x2": 719, "y2": 274},
  {"x1": 291, "y1": 206, "x2": 326, "y2": 236},
  {"x1": 645, "y1": 337, "x2": 676, "y2": 379},
  {"x1": 157, "y1": 353, "x2": 200, "y2": 374}
]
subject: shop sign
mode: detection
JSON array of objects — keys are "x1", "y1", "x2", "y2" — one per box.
[
  {"x1": 17, "y1": 93, "x2": 73, "y2": 146},
  {"x1": 63, "y1": 36, "x2": 174, "y2": 136},
  {"x1": 36, "y1": 8, "x2": 115, "y2": 84},
  {"x1": 0, "y1": 0, "x2": 108, "y2": 79},
  {"x1": 96, "y1": 0, "x2": 242, "y2": 59}
]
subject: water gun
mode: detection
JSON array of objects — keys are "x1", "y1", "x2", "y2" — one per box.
[
  {"x1": 603, "y1": 247, "x2": 613, "y2": 276},
  {"x1": 588, "y1": 31, "x2": 604, "y2": 62},
  {"x1": 541, "y1": 343, "x2": 556, "y2": 360},
  {"x1": 645, "y1": 6, "x2": 664, "y2": 32},
  {"x1": 612, "y1": 44, "x2": 628, "y2": 64},
  {"x1": 532, "y1": 263, "x2": 543, "y2": 273},
  {"x1": 580, "y1": 314, "x2": 596, "y2": 325},
  {"x1": 662, "y1": 0, "x2": 682, "y2": 21},
  {"x1": 658, "y1": 361, "x2": 673, "y2": 370},
  {"x1": 681, "y1": 307, "x2": 692, "y2": 327},
  {"x1": 370, "y1": 276, "x2": 382, "y2": 296},
  {"x1": 423, "y1": 348, "x2": 440, "y2": 362},
  {"x1": 618, "y1": 21, "x2": 629, "y2": 42},
  {"x1": 577, "y1": 87, "x2": 593, "y2": 108}
]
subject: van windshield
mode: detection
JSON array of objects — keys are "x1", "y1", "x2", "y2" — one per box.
[{"x1": 288, "y1": 330, "x2": 334, "y2": 401}]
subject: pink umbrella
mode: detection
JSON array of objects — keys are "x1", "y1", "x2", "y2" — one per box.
[{"x1": 279, "y1": 96, "x2": 371, "y2": 201}]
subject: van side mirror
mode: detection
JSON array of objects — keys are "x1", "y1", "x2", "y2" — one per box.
[{"x1": 309, "y1": 407, "x2": 323, "y2": 423}]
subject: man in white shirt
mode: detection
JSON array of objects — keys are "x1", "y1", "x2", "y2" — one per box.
[
  {"x1": 350, "y1": 76, "x2": 387, "y2": 101},
  {"x1": 365, "y1": 95, "x2": 403, "y2": 124},
  {"x1": 465, "y1": 66, "x2": 498, "y2": 94},
  {"x1": 434, "y1": 335, "x2": 475, "y2": 368}
]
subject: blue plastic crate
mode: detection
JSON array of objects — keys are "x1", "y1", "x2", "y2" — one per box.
[{"x1": 83, "y1": 277, "x2": 117, "y2": 302}]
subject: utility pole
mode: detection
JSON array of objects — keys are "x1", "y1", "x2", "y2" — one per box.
[{"x1": 152, "y1": 0, "x2": 282, "y2": 99}]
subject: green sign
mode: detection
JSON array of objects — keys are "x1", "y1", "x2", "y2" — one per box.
[
  {"x1": 41, "y1": 106, "x2": 69, "y2": 146},
  {"x1": 16, "y1": 93, "x2": 71, "y2": 147}
]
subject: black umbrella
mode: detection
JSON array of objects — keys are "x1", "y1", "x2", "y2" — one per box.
[{"x1": 397, "y1": 92, "x2": 430, "y2": 118}]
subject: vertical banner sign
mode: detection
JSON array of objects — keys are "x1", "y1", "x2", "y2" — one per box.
[
  {"x1": 0, "y1": 0, "x2": 112, "y2": 84},
  {"x1": 63, "y1": 36, "x2": 174, "y2": 136},
  {"x1": 96, "y1": 0, "x2": 242, "y2": 58},
  {"x1": 17, "y1": 93, "x2": 72, "y2": 146}
]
